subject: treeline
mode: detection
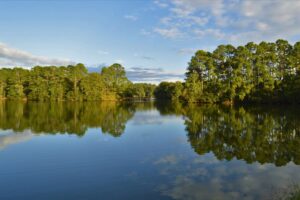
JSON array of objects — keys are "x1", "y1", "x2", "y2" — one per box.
[
  {"x1": 0, "y1": 63, "x2": 156, "y2": 101},
  {"x1": 155, "y1": 39, "x2": 300, "y2": 104}
]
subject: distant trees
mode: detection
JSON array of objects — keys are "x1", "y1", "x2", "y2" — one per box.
[
  {"x1": 154, "y1": 81, "x2": 183, "y2": 101},
  {"x1": 125, "y1": 83, "x2": 156, "y2": 100},
  {"x1": 155, "y1": 39, "x2": 300, "y2": 104},
  {"x1": 0, "y1": 63, "x2": 156, "y2": 101}
]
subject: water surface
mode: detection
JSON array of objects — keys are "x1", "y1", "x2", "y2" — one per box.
[{"x1": 0, "y1": 101, "x2": 300, "y2": 200}]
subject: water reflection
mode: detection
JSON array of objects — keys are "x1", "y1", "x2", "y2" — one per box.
[
  {"x1": 0, "y1": 101, "x2": 142, "y2": 137},
  {"x1": 155, "y1": 153, "x2": 300, "y2": 200},
  {"x1": 0, "y1": 130, "x2": 33, "y2": 149},
  {"x1": 1, "y1": 101, "x2": 300, "y2": 199},
  {"x1": 155, "y1": 101, "x2": 300, "y2": 166},
  {"x1": 0, "y1": 101, "x2": 300, "y2": 166},
  {"x1": 190, "y1": 107, "x2": 300, "y2": 166}
]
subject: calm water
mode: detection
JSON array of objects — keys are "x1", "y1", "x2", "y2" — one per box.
[{"x1": 0, "y1": 101, "x2": 300, "y2": 200}]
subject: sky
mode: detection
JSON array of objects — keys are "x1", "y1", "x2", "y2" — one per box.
[{"x1": 0, "y1": 0, "x2": 300, "y2": 83}]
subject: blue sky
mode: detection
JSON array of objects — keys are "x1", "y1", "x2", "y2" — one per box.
[{"x1": 0, "y1": 0, "x2": 300, "y2": 83}]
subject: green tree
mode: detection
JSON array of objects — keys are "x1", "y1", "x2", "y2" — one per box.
[
  {"x1": 0, "y1": 68, "x2": 10, "y2": 99},
  {"x1": 213, "y1": 45, "x2": 236, "y2": 102},
  {"x1": 79, "y1": 73, "x2": 104, "y2": 100},
  {"x1": 101, "y1": 63, "x2": 131, "y2": 96},
  {"x1": 5, "y1": 68, "x2": 29, "y2": 99},
  {"x1": 154, "y1": 81, "x2": 183, "y2": 101},
  {"x1": 184, "y1": 72, "x2": 202, "y2": 103},
  {"x1": 66, "y1": 63, "x2": 88, "y2": 100}
]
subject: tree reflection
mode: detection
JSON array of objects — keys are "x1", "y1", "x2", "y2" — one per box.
[
  {"x1": 0, "y1": 101, "x2": 135, "y2": 137},
  {"x1": 156, "y1": 101, "x2": 300, "y2": 166},
  {"x1": 187, "y1": 105, "x2": 300, "y2": 166},
  {"x1": 1, "y1": 100, "x2": 300, "y2": 166}
]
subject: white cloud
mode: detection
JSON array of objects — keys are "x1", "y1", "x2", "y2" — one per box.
[
  {"x1": 170, "y1": 0, "x2": 226, "y2": 18},
  {"x1": 152, "y1": 0, "x2": 300, "y2": 44},
  {"x1": 0, "y1": 43, "x2": 75, "y2": 67},
  {"x1": 160, "y1": 17, "x2": 173, "y2": 25},
  {"x1": 154, "y1": 27, "x2": 182, "y2": 39},
  {"x1": 124, "y1": 15, "x2": 138, "y2": 21},
  {"x1": 256, "y1": 22, "x2": 269, "y2": 31},
  {"x1": 126, "y1": 66, "x2": 184, "y2": 84},
  {"x1": 194, "y1": 28, "x2": 225, "y2": 39},
  {"x1": 152, "y1": 0, "x2": 225, "y2": 39},
  {"x1": 177, "y1": 48, "x2": 197, "y2": 55},
  {"x1": 189, "y1": 16, "x2": 209, "y2": 26},
  {"x1": 239, "y1": 0, "x2": 300, "y2": 40},
  {"x1": 154, "y1": 0, "x2": 169, "y2": 8}
]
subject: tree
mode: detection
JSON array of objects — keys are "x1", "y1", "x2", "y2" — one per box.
[
  {"x1": 154, "y1": 81, "x2": 183, "y2": 101},
  {"x1": 27, "y1": 66, "x2": 50, "y2": 101},
  {"x1": 101, "y1": 63, "x2": 131, "y2": 98},
  {"x1": 275, "y1": 39, "x2": 293, "y2": 80},
  {"x1": 213, "y1": 45, "x2": 237, "y2": 102},
  {"x1": 232, "y1": 46, "x2": 254, "y2": 101},
  {"x1": 0, "y1": 64, "x2": 135, "y2": 101},
  {"x1": 0, "y1": 68, "x2": 10, "y2": 99},
  {"x1": 79, "y1": 73, "x2": 104, "y2": 100},
  {"x1": 48, "y1": 66, "x2": 67, "y2": 101},
  {"x1": 184, "y1": 72, "x2": 202, "y2": 102},
  {"x1": 5, "y1": 68, "x2": 29, "y2": 99},
  {"x1": 66, "y1": 63, "x2": 88, "y2": 100}
]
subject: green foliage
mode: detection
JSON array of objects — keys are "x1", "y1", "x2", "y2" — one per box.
[
  {"x1": 154, "y1": 39, "x2": 300, "y2": 104},
  {"x1": 5, "y1": 68, "x2": 29, "y2": 99},
  {"x1": 0, "y1": 63, "x2": 142, "y2": 101},
  {"x1": 184, "y1": 72, "x2": 202, "y2": 102},
  {"x1": 66, "y1": 63, "x2": 88, "y2": 101},
  {"x1": 79, "y1": 73, "x2": 104, "y2": 100},
  {"x1": 124, "y1": 83, "x2": 156, "y2": 99},
  {"x1": 154, "y1": 81, "x2": 183, "y2": 101},
  {"x1": 101, "y1": 63, "x2": 131, "y2": 95}
]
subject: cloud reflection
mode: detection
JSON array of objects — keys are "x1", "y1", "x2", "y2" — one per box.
[
  {"x1": 0, "y1": 130, "x2": 33, "y2": 150},
  {"x1": 154, "y1": 154, "x2": 300, "y2": 200}
]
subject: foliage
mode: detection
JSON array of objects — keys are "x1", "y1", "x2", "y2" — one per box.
[
  {"x1": 154, "y1": 81, "x2": 183, "y2": 101},
  {"x1": 124, "y1": 83, "x2": 156, "y2": 99},
  {"x1": 0, "y1": 63, "x2": 152, "y2": 101},
  {"x1": 155, "y1": 39, "x2": 300, "y2": 104},
  {"x1": 101, "y1": 63, "x2": 131, "y2": 95}
]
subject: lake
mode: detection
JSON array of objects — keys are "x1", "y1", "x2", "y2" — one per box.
[{"x1": 0, "y1": 101, "x2": 300, "y2": 200}]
